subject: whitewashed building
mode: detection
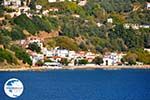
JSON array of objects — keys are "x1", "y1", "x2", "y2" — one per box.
[
  {"x1": 31, "y1": 54, "x2": 44, "y2": 66},
  {"x1": 107, "y1": 18, "x2": 113, "y2": 23},
  {"x1": 56, "y1": 49, "x2": 69, "y2": 58},
  {"x1": 103, "y1": 53, "x2": 125, "y2": 66},
  {"x1": 147, "y1": 2, "x2": 150, "y2": 10},
  {"x1": 144, "y1": 48, "x2": 150, "y2": 53},
  {"x1": 78, "y1": 0, "x2": 87, "y2": 6},
  {"x1": 3, "y1": 0, "x2": 21, "y2": 7}
]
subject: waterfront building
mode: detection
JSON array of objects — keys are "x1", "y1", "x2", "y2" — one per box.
[{"x1": 103, "y1": 52, "x2": 125, "y2": 66}]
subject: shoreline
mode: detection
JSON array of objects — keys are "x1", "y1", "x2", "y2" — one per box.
[{"x1": 0, "y1": 65, "x2": 150, "y2": 72}]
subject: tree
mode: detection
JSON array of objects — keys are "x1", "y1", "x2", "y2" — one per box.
[
  {"x1": 0, "y1": 48, "x2": 18, "y2": 64},
  {"x1": 79, "y1": 42, "x2": 87, "y2": 51},
  {"x1": 14, "y1": 14, "x2": 39, "y2": 35},
  {"x1": 35, "y1": 60, "x2": 44, "y2": 66},
  {"x1": 10, "y1": 45, "x2": 32, "y2": 65},
  {"x1": 59, "y1": 58, "x2": 69, "y2": 66},
  {"x1": 0, "y1": 5, "x2": 4, "y2": 17},
  {"x1": 0, "y1": 35, "x2": 11, "y2": 48},
  {"x1": 124, "y1": 52, "x2": 138, "y2": 65},
  {"x1": 29, "y1": 0, "x2": 36, "y2": 10},
  {"x1": 93, "y1": 56, "x2": 103, "y2": 65},
  {"x1": 28, "y1": 42, "x2": 41, "y2": 53},
  {"x1": 55, "y1": 36, "x2": 79, "y2": 51},
  {"x1": 11, "y1": 26, "x2": 25, "y2": 40},
  {"x1": 78, "y1": 59, "x2": 88, "y2": 65}
]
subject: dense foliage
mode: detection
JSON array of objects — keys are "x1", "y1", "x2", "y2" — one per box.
[
  {"x1": 0, "y1": 48, "x2": 17, "y2": 64},
  {"x1": 28, "y1": 42, "x2": 41, "y2": 53},
  {"x1": 122, "y1": 49, "x2": 150, "y2": 65},
  {"x1": 10, "y1": 45, "x2": 32, "y2": 65}
]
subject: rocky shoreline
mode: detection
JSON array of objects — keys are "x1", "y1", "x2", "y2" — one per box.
[{"x1": 0, "y1": 65, "x2": 150, "y2": 72}]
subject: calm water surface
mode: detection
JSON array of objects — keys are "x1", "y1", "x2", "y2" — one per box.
[{"x1": 0, "y1": 69, "x2": 150, "y2": 100}]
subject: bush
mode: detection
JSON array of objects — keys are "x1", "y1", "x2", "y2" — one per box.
[
  {"x1": 93, "y1": 56, "x2": 103, "y2": 65},
  {"x1": 11, "y1": 26, "x2": 25, "y2": 40},
  {"x1": 0, "y1": 48, "x2": 17, "y2": 64},
  {"x1": 10, "y1": 45, "x2": 32, "y2": 65},
  {"x1": 78, "y1": 59, "x2": 88, "y2": 65},
  {"x1": 55, "y1": 36, "x2": 79, "y2": 51},
  {"x1": 28, "y1": 42, "x2": 41, "y2": 53},
  {"x1": 59, "y1": 58, "x2": 69, "y2": 66},
  {"x1": 14, "y1": 14, "x2": 39, "y2": 35},
  {"x1": 123, "y1": 49, "x2": 150, "y2": 65},
  {"x1": 35, "y1": 60, "x2": 44, "y2": 66},
  {"x1": 0, "y1": 34, "x2": 11, "y2": 48}
]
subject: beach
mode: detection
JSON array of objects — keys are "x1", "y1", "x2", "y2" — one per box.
[{"x1": 0, "y1": 65, "x2": 150, "y2": 72}]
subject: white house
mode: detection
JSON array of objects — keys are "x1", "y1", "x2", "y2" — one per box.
[
  {"x1": 56, "y1": 49, "x2": 69, "y2": 58},
  {"x1": 140, "y1": 25, "x2": 150, "y2": 29},
  {"x1": 103, "y1": 57, "x2": 114, "y2": 66},
  {"x1": 124, "y1": 23, "x2": 140, "y2": 30},
  {"x1": 48, "y1": 0, "x2": 57, "y2": 3},
  {"x1": 31, "y1": 54, "x2": 44, "y2": 66},
  {"x1": 97, "y1": 23, "x2": 103, "y2": 27},
  {"x1": 18, "y1": 6, "x2": 30, "y2": 14},
  {"x1": 72, "y1": 14, "x2": 80, "y2": 18},
  {"x1": 103, "y1": 52, "x2": 125, "y2": 66},
  {"x1": 78, "y1": 0, "x2": 87, "y2": 6},
  {"x1": 68, "y1": 51, "x2": 76, "y2": 59},
  {"x1": 36, "y1": 5, "x2": 42, "y2": 10},
  {"x1": 107, "y1": 18, "x2": 113, "y2": 23},
  {"x1": 147, "y1": 2, "x2": 150, "y2": 10},
  {"x1": 42, "y1": 10, "x2": 49, "y2": 16},
  {"x1": 36, "y1": 5, "x2": 42, "y2": 13},
  {"x1": 124, "y1": 23, "x2": 130, "y2": 29},
  {"x1": 85, "y1": 52, "x2": 96, "y2": 62},
  {"x1": 3, "y1": 0, "x2": 21, "y2": 7},
  {"x1": 131, "y1": 24, "x2": 140, "y2": 30},
  {"x1": 144, "y1": 48, "x2": 150, "y2": 53}
]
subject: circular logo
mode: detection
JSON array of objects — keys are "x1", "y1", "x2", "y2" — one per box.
[{"x1": 4, "y1": 78, "x2": 24, "y2": 98}]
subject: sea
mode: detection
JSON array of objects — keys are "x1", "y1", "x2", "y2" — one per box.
[{"x1": 0, "y1": 69, "x2": 150, "y2": 100}]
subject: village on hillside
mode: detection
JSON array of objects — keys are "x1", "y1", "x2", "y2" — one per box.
[
  {"x1": 0, "y1": 0, "x2": 150, "y2": 29},
  {"x1": 19, "y1": 36, "x2": 128, "y2": 67},
  {"x1": 0, "y1": 0, "x2": 150, "y2": 69}
]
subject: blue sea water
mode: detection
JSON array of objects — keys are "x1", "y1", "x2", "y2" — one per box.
[{"x1": 0, "y1": 69, "x2": 150, "y2": 100}]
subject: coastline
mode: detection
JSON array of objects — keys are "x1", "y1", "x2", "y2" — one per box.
[{"x1": 0, "y1": 65, "x2": 150, "y2": 72}]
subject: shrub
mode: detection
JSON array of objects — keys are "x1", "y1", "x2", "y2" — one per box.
[
  {"x1": 28, "y1": 42, "x2": 41, "y2": 53},
  {"x1": 10, "y1": 45, "x2": 32, "y2": 65},
  {"x1": 14, "y1": 14, "x2": 39, "y2": 35},
  {"x1": 0, "y1": 48, "x2": 17, "y2": 64},
  {"x1": 59, "y1": 58, "x2": 69, "y2": 66},
  {"x1": 93, "y1": 56, "x2": 103, "y2": 65},
  {"x1": 78, "y1": 59, "x2": 88, "y2": 65}
]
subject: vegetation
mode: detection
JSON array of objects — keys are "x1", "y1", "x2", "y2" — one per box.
[
  {"x1": 10, "y1": 45, "x2": 32, "y2": 65},
  {"x1": 28, "y1": 42, "x2": 41, "y2": 53},
  {"x1": 14, "y1": 14, "x2": 39, "y2": 35},
  {"x1": 93, "y1": 56, "x2": 103, "y2": 65},
  {"x1": 122, "y1": 49, "x2": 150, "y2": 65},
  {"x1": 78, "y1": 59, "x2": 88, "y2": 65},
  {"x1": 55, "y1": 36, "x2": 79, "y2": 51},
  {"x1": 59, "y1": 58, "x2": 69, "y2": 66},
  {"x1": 0, "y1": 48, "x2": 17, "y2": 64}
]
